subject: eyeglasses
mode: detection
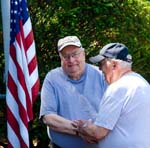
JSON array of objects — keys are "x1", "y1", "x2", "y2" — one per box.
[{"x1": 60, "y1": 50, "x2": 83, "y2": 61}]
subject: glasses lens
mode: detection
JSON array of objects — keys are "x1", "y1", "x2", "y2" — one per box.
[{"x1": 61, "y1": 50, "x2": 82, "y2": 60}]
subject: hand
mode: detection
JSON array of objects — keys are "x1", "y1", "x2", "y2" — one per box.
[
  {"x1": 78, "y1": 119, "x2": 93, "y2": 135},
  {"x1": 70, "y1": 120, "x2": 79, "y2": 135},
  {"x1": 79, "y1": 132, "x2": 99, "y2": 143},
  {"x1": 72, "y1": 119, "x2": 98, "y2": 143},
  {"x1": 71, "y1": 119, "x2": 88, "y2": 136}
]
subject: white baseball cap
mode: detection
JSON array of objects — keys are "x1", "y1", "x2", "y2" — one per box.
[{"x1": 57, "y1": 36, "x2": 82, "y2": 51}]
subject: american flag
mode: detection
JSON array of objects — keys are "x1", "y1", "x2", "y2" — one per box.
[{"x1": 6, "y1": 0, "x2": 40, "y2": 147}]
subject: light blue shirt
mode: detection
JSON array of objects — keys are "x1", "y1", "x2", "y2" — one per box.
[
  {"x1": 95, "y1": 72, "x2": 150, "y2": 148},
  {"x1": 40, "y1": 64, "x2": 107, "y2": 148}
]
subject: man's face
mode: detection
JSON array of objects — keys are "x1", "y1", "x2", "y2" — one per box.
[
  {"x1": 99, "y1": 59, "x2": 114, "y2": 84},
  {"x1": 60, "y1": 45, "x2": 85, "y2": 80}
]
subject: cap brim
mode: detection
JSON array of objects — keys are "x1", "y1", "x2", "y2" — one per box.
[
  {"x1": 58, "y1": 43, "x2": 81, "y2": 51},
  {"x1": 89, "y1": 55, "x2": 105, "y2": 63}
]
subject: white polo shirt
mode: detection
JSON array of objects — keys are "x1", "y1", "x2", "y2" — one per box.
[{"x1": 95, "y1": 72, "x2": 150, "y2": 148}]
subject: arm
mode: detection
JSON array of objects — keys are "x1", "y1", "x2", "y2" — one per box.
[
  {"x1": 94, "y1": 126, "x2": 109, "y2": 140},
  {"x1": 42, "y1": 114, "x2": 78, "y2": 135},
  {"x1": 77, "y1": 120, "x2": 109, "y2": 141}
]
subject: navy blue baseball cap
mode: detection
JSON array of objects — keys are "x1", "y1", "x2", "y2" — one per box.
[{"x1": 89, "y1": 43, "x2": 132, "y2": 63}]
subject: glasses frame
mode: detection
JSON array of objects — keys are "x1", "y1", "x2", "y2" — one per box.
[{"x1": 60, "y1": 50, "x2": 83, "y2": 61}]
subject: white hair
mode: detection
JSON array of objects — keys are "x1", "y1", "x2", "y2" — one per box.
[{"x1": 112, "y1": 59, "x2": 132, "y2": 68}]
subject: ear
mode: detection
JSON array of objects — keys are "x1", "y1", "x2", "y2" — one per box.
[{"x1": 112, "y1": 61, "x2": 118, "y2": 70}]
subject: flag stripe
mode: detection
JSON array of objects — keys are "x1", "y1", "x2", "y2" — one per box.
[
  {"x1": 23, "y1": 16, "x2": 32, "y2": 38},
  {"x1": 8, "y1": 72, "x2": 28, "y2": 127},
  {"x1": 27, "y1": 41, "x2": 36, "y2": 63},
  {"x1": 7, "y1": 123, "x2": 20, "y2": 148},
  {"x1": 25, "y1": 29, "x2": 34, "y2": 50},
  {"x1": 10, "y1": 43, "x2": 33, "y2": 119},
  {"x1": 7, "y1": 87, "x2": 29, "y2": 147},
  {"x1": 28, "y1": 55, "x2": 37, "y2": 75},
  {"x1": 7, "y1": 107, "x2": 28, "y2": 148}
]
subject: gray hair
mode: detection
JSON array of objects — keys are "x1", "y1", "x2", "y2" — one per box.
[{"x1": 112, "y1": 59, "x2": 132, "y2": 68}]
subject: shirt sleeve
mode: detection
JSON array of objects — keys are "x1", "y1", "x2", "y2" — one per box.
[{"x1": 39, "y1": 72, "x2": 58, "y2": 119}]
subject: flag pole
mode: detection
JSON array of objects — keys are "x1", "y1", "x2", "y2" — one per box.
[{"x1": 1, "y1": 0, "x2": 10, "y2": 83}]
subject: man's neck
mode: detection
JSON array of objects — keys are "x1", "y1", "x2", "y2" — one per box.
[{"x1": 110, "y1": 68, "x2": 132, "y2": 84}]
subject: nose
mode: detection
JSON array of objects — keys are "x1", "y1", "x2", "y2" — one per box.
[{"x1": 67, "y1": 55, "x2": 76, "y2": 62}]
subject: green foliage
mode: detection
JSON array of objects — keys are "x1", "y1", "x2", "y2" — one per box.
[
  {"x1": 28, "y1": 1, "x2": 150, "y2": 144},
  {"x1": 1, "y1": 0, "x2": 150, "y2": 146},
  {"x1": 27, "y1": 0, "x2": 150, "y2": 82}
]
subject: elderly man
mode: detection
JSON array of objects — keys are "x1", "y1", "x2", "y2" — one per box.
[
  {"x1": 76, "y1": 43, "x2": 150, "y2": 148},
  {"x1": 39, "y1": 36, "x2": 107, "y2": 148}
]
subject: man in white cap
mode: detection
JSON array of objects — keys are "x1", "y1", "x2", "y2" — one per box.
[
  {"x1": 39, "y1": 36, "x2": 107, "y2": 148},
  {"x1": 75, "y1": 43, "x2": 150, "y2": 148}
]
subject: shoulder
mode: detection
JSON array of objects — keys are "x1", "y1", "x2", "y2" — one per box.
[
  {"x1": 86, "y1": 64, "x2": 105, "y2": 82},
  {"x1": 127, "y1": 72, "x2": 149, "y2": 85},
  {"x1": 44, "y1": 67, "x2": 64, "y2": 81},
  {"x1": 47, "y1": 67, "x2": 62, "y2": 75},
  {"x1": 106, "y1": 76, "x2": 131, "y2": 97},
  {"x1": 86, "y1": 64, "x2": 107, "y2": 87},
  {"x1": 86, "y1": 63, "x2": 103, "y2": 74}
]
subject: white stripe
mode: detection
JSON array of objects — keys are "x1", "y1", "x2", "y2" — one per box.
[
  {"x1": 8, "y1": 55, "x2": 17, "y2": 83},
  {"x1": 20, "y1": 121, "x2": 30, "y2": 147},
  {"x1": 27, "y1": 41, "x2": 36, "y2": 63},
  {"x1": 7, "y1": 122, "x2": 20, "y2": 148},
  {"x1": 30, "y1": 65, "x2": 39, "y2": 87},
  {"x1": 24, "y1": 18, "x2": 31, "y2": 38}
]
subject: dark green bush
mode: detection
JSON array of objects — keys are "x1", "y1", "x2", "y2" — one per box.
[{"x1": 0, "y1": 0, "x2": 150, "y2": 147}]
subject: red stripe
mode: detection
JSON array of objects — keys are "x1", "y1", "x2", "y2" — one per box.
[
  {"x1": 32, "y1": 78, "x2": 40, "y2": 103},
  {"x1": 25, "y1": 30, "x2": 34, "y2": 50},
  {"x1": 28, "y1": 55, "x2": 37, "y2": 75}
]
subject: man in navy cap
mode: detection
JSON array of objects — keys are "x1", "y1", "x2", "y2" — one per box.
[{"x1": 75, "y1": 43, "x2": 150, "y2": 148}]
